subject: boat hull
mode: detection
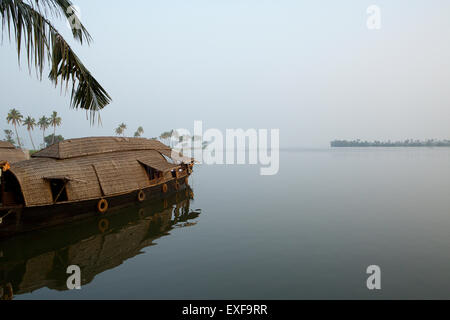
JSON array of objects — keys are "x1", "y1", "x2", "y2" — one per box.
[{"x1": 0, "y1": 177, "x2": 191, "y2": 239}]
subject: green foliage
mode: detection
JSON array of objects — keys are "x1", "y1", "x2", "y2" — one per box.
[
  {"x1": 159, "y1": 130, "x2": 175, "y2": 146},
  {"x1": 330, "y1": 139, "x2": 450, "y2": 147},
  {"x1": 44, "y1": 134, "x2": 64, "y2": 147},
  {"x1": 0, "y1": 0, "x2": 111, "y2": 122},
  {"x1": 4, "y1": 110, "x2": 64, "y2": 150},
  {"x1": 6, "y1": 109, "x2": 23, "y2": 126},
  {"x1": 50, "y1": 111, "x2": 62, "y2": 128},
  {"x1": 3, "y1": 129, "x2": 15, "y2": 146},
  {"x1": 38, "y1": 116, "x2": 50, "y2": 132},
  {"x1": 49, "y1": 111, "x2": 62, "y2": 144},
  {"x1": 6, "y1": 108, "x2": 23, "y2": 148},
  {"x1": 23, "y1": 116, "x2": 37, "y2": 150},
  {"x1": 23, "y1": 116, "x2": 36, "y2": 130},
  {"x1": 115, "y1": 123, "x2": 127, "y2": 136},
  {"x1": 134, "y1": 126, "x2": 144, "y2": 137}
]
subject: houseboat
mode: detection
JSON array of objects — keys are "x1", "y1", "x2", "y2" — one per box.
[{"x1": 0, "y1": 137, "x2": 194, "y2": 238}]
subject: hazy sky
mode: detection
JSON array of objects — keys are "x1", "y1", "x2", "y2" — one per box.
[{"x1": 1, "y1": 0, "x2": 450, "y2": 148}]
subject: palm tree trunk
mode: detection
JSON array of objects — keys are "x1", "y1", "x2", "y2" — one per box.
[
  {"x1": 29, "y1": 130, "x2": 36, "y2": 150},
  {"x1": 14, "y1": 124, "x2": 22, "y2": 148},
  {"x1": 43, "y1": 129, "x2": 46, "y2": 147},
  {"x1": 52, "y1": 126, "x2": 56, "y2": 144}
]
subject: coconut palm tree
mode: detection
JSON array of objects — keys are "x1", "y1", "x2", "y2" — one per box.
[
  {"x1": 23, "y1": 116, "x2": 37, "y2": 150},
  {"x1": 134, "y1": 126, "x2": 144, "y2": 137},
  {"x1": 119, "y1": 123, "x2": 127, "y2": 137},
  {"x1": 6, "y1": 108, "x2": 23, "y2": 148},
  {"x1": 159, "y1": 131, "x2": 173, "y2": 146},
  {"x1": 0, "y1": 0, "x2": 111, "y2": 122},
  {"x1": 38, "y1": 116, "x2": 50, "y2": 146},
  {"x1": 161, "y1": 130, "x2": 177, "y2": 146},
  {"x1": 115, "y1": 123, "x2": 127, "y2": 136},
  {"x1": 49, "y1": 111, "x2": 62, "y2": 144},
  {"x1": 115, "y1": 126, "x2": 123, "y2": 136}
]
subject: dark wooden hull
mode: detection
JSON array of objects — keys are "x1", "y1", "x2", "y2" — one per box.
[{"x1": 0, "y1": 177, "x2": 191, "y2": 239}]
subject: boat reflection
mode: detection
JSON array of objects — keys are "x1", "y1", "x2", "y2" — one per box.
[{"x1": 0, "y1": 187, "x2": 200, "y2": 299}]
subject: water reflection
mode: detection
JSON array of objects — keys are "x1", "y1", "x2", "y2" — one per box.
[{"x1": 0, "y1": 188, "x2": 200, "y2": 300}]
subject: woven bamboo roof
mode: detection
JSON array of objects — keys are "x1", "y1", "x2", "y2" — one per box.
[
  {"x1": 0, "y1": 148, "x2": 29, "y2": 163},
  {"x1": 32, "y1": 137, "x2": 172, "y2": 160},
  {"x1": 138, "y1": 156, "x2": 179, "y2": 172}
]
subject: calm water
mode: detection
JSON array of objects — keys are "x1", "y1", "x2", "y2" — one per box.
[{"x1": 2, "y1": 148, "x2": 450, "y2": 299}]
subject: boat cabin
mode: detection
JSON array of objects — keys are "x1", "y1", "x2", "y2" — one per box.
[{"x1": 0, "y1": 137, "x2": 193, "y2": 208}]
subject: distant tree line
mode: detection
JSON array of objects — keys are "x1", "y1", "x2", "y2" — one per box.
[
  {"x1": 331, "y1": 139, "x2": 450, "y2": 147},
  {"x1": 113, "y1": 125, "x2": 208, "y2": 148}
]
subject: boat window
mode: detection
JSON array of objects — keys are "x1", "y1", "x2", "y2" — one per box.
[
  {"x1": 49, "y1": 179, "x2": 68, "y2": 203},
  {"x1": 143, "y1": 165, "x2": 163, "y2": 182},
  {"x1": 171, "y1": 170, "x2": 176, "y2": 178}
]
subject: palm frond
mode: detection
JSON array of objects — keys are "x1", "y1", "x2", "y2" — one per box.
[
  {"x1": 31, "y1": 0, "x2": 92, "y2": 44},
  {"x1": 0, "y1": 0, "x2": 111, "y2": 123}
]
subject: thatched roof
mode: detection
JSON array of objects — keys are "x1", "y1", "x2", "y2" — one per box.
[
  {"x1": 32, "y1": 137, "x2": 171, "y2": 160},
  {"x1": 0, "y1": 142, "x2": 29, "y2": 163},
  {"x1": 8, "y1": 137, "x2": 190, "y2": 207},
  {"x1": 0, "y1": 141, "x2": 15, "y2": 149},
  {"x1": 137, "y1": 156, "x2": 179, "y2": 172}
]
